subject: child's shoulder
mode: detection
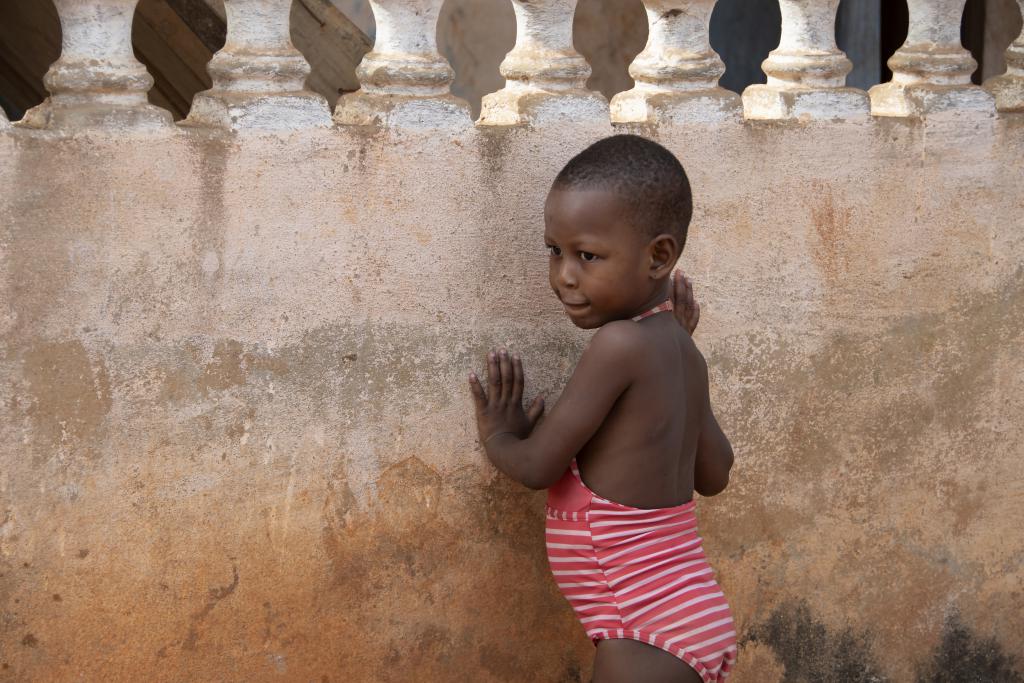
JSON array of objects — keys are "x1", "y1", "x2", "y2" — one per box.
[{"x1": 585, "y1": 319, "x2": 659, "y2": 359}]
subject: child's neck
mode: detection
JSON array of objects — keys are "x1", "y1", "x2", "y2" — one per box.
[{"x1": 626, "y1": 280, "x2": 672, "y2": 321}]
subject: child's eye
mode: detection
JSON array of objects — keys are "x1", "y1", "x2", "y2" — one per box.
[
  {"x1": 547, "y1": 245, "x2": 561, "y2": 257},
  {"x1": 579, "y1": 251, "x2": 598, "y2": 262}
]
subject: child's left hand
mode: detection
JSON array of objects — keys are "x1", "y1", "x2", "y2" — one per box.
[
  {"x1": 672, "y1": 270, "x2": 700, "y2": 335},
  {"x1": 469, "y1": 350, "x2": 545, "y2": 446}
]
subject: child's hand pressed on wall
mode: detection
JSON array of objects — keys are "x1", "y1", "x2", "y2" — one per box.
[
  {"x1": 672, "y1": 270, "x2": 700, "y2": 336},
  {"x1": 469, "y1": 350, "x2": 545, "y2": 447}
]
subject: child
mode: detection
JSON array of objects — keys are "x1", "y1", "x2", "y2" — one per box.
[{"x1": 469, "y1": 135, "x2": 737, "y2": 683}]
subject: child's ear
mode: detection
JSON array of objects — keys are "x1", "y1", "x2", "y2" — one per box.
[{"x1": 648, "y1": 234, "x2": 679, "y2": 279}]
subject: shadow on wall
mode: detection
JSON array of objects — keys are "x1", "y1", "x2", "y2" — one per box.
[{"x1": 743, "y1": 601, "x2": 1023, "y2": 683}]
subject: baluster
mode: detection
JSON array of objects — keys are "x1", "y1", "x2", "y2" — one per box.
[
  {"x1": 19, "y1": 0, "x2": 172, "y2": 130},
  {"x1": 479, "y1": 0, "x2": 607, "y2": 126},
  {"x1": 334, "y1": 0, "x2": 470, "y2": 127},
  {"x1": 984, "y1": 0, "x2": 1024, "y2": 112},
  {"x1": 611, "y1": 0, "x2": 740, "y2": 124},
  {"x1": 869, "y1": 0, "x2": 995, "y2": 117},
  {"x1": 742, "y1": 0, "x2": 868, "y2": 120},
  {"x1": 186, "y1": 0, "x2": 330, "y2": 130}
]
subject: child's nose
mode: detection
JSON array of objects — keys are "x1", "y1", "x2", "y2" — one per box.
[{"x1": 557, "y1": 261, "x2": 578, "y2": 288}]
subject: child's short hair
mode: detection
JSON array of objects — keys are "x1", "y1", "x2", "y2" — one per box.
[{"x1": 552, "y1": 134, "x2": 693, "y2": 249}]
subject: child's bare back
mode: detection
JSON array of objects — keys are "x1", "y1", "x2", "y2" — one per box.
[
  {"x1": 470, "y1": 135, "x2": 736, "y2": 682},
  {"x1": 575, "y1": 311, "x2": 728, "y2": 510}
]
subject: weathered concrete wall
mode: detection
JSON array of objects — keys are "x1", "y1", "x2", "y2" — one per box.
[
  {"x1": 2, "y1": 3, "x2": 1024, "y2": 675},
  {"x1": 2, "y1": 110, "x2": 1022, "y2": 681}
]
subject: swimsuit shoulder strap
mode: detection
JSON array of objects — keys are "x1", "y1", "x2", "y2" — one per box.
[{"x1": 631, "y1": 299, "x2": 673, "y2": 322}]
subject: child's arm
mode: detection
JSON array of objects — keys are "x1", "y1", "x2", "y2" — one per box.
[
  {"x1": 673, "y1": 270, "x2": 733, "y2": 495},
  {"x1": 694, "y1": 407, "x2": 733, "y2": 496},
  {"x1": 469, "y1": 323, "x2": 639, "y2": 490},
  {"x1": 693, "y1": 358, "x2": 734, "y2": 496}
]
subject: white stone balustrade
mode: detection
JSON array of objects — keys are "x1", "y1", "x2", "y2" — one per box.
[
  {"x1": 984, "y1": 0, "x2": 1024, "y2": 112},
  {"x1": 610, "y1": 1, "x2": 740, "y2": 124},
  {"x1": 479, "y1": 0, "x2": 607, "y2": 126},
  {"x1": 334, "y1": 0, "x2": 470, "y2": 127},
  {"x1": 743, "y1": 0, "x2": 868, "y2": 120},
  {"x1": 3, "y1": 0, "x2": 1023, "y2": 132},
  {"x1": 186, "y1": 0, "x2": 330, "y2": 130},
  {"x1": 19, "y1": 0, "x2": 172, "y2": 130},
  {"x1": 869, "y1": 0, "x2": 995, "y2": 117}
]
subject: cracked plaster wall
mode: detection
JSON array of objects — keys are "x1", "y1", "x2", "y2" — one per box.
[{"x1": 0, "y1": 114, "x2": 1022, "y2": 682}]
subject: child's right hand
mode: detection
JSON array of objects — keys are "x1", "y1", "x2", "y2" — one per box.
[
  {"x1": 672, "y1": 270, "x2": 700, "y2": 335},
  {"x1": 469, "y1": 350, "x2": 545, "y2": 446}
]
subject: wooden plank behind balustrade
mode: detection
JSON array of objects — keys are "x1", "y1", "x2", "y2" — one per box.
[
  {"x1": 135, "y1": 0, "x2": 217, "y2": 120},
  {"x1": 166, "y1": 0, "x2": 227, "y2": 52},
  {"x1": 983, "y1": 0, "x2": 1023, "y2": 80},
  {"x1": 0, "y1": 0, "x2": 60, "y2": 121},
  {"x1": 290, "y1": 0, "x2": 371, "y2": 106}
]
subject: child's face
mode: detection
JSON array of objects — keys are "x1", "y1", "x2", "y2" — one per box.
[{"x1": 544, "y1": 187, "x2": 669, "y2": 329}]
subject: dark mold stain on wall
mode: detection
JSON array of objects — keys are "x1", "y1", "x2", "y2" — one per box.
[
  {"x1": 915, "y1": 613, "x2": 1022, "y2": 683},
  {"x1": 745, "y1": 602, "x2": 1023, "y2": 683},
  {"x1": 744, "y1": 601, "x2": 888, "y2": 682}
]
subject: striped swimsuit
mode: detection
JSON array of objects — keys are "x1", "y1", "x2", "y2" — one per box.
[{"x1": 544, "y1": 302, "x2": 737, "y2": 682}]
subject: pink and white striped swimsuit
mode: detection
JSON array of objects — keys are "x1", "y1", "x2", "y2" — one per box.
[{"x1": 544, "y1": 301, "x2": 737, "y2": 682}]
